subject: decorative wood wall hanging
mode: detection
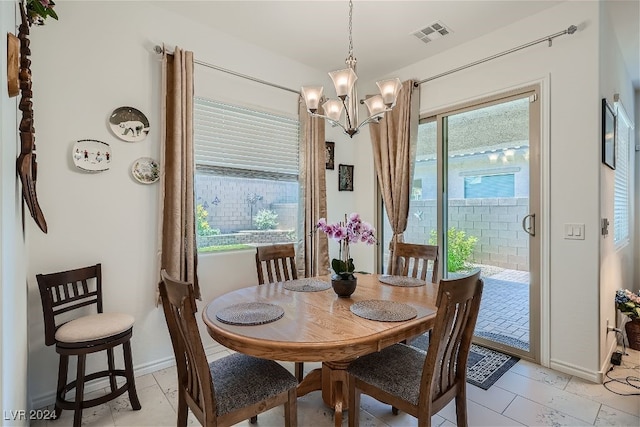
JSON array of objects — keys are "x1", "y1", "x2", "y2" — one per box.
[
  {"x1": 7, "y1": 33, "x2": 19, "y2": 97},
  {"x1": 16, "y1": 1, "x2": 47, "y2": 233}
]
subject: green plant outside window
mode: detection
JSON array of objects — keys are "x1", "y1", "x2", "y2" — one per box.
[{"x1": 429, "y1": 227, "x2": 478, "y2": 272}]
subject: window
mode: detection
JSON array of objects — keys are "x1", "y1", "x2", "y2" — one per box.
[
  {"x1": 194, "y1": 97, "x2": 300, "y2": 252},
  {"x1": 464, "y1": 174, "x2": 515, "y2": 198},
  {"x1": 614, "y1": 100, "x2": 632, "y2": 246}
]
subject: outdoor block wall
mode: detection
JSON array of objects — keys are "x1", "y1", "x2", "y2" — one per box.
[
  {"x1": 390, "y1": 197, "x2": 530, "y2": 271},
  {"x1": 197, "y1": 230, "x2": 295, "y2": 247},
  {"x1": 195, "y1": 174, "x2": 298, "y2": 233}
]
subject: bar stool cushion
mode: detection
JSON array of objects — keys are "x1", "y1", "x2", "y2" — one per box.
[{"x1": 55, "y1": 313, "x2": 135, "y2": 343}]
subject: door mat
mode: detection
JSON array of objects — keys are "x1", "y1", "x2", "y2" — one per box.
[{"x1": 410, "y1": 333, "x2": 519, "y2": 390}]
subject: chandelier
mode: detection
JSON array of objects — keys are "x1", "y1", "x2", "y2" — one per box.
[{"x1": 301, "y1": 0, "x2": 402, "y2": 138}]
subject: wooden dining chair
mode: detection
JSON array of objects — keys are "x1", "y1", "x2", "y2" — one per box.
[
  {"x1": 255, "y1": 243, "x2": 298, "y2": 284},
  {"x1": 390, "y1": 241, "x2": 439, "y2": 283},
  {"x1": 159, "y1": 270, "x2": 298, "y2": 427},
  {"x1": 255, "y1": 243, "x2": 304, "y2": 381},
  {"x1": 347, "y1": 270, "x2": 483, "y2": 427},
  {"x1": 36, "y1": 264, "x2": 141, "y2": 427}
]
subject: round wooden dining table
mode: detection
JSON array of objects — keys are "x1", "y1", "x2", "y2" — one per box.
[{"x1": 202, "y1": 273, "x2": 438, "y2": 427}]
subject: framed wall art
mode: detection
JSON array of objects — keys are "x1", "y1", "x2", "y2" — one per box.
[
  {"x1": 602, "y1": 98, "x2": 616, "y2": 170},
  {"x1": 338, "y1": 164, "x2": 354, "y2": 191},
  {"x1": 325, "y1": 141, "x2": 335, "y2": 170}
]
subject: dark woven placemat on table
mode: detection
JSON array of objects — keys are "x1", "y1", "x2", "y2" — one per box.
[
  {"x1": 350, "y1": 300, "x2": 417, "y2": 322},
  {"x1": 216, "y1": 302, "x2": 284, "y2": 326},
  {"x1": 378, "y1": 275, "x2": 426, "y2": 287},
  {"x1": 282, "y1": 278, "x2": 331, "y2": 292}
]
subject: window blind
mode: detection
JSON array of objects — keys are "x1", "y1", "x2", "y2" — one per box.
[
  {"x1": 194, "y1": 97, "x2": 299, "y2": 179},
  {"x1": 613, "y1": 101, "x2": 632, "y2": 245}
]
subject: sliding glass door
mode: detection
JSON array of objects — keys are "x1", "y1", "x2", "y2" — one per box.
[{"x1": 381, "y1": 86, "x2": 540, "y2": 361}]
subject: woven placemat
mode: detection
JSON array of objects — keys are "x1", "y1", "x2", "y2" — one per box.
[
  {"x1": 350, "y1": 300, "x2": 417, "y2": 322},
  {"x1": 378, "y1": 275, "x2": 426, "y2": 287},
  {"x1": 216, "y1": 302, "x2": 284, "y2": 326},
  {"x1": 282, "y1": 278, "x2": 331, "y2": 292}
]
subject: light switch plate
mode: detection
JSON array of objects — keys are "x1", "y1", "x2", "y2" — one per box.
[{"x1": 564, "y1": 223, "x2": 585, "y2": 240}]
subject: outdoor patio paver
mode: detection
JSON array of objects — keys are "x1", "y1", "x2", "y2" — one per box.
[{"x1": 476, "y1": 269, "x2": 530, "y2": 350}]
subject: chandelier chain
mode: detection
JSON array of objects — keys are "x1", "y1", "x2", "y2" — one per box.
[{"x1": 348, "y1": 0, "x2": 353, "y2": 58}]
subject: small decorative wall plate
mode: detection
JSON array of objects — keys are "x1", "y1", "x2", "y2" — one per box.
[
  {"x1": 72, "y1": 139, "x2": 112, "y2": 173},
  {"x1": 131, "y1": 157, "x2": 159, "y2": 184},
  {"x1": 108, "y1": 106, "x2": 150, "y2": 142}
]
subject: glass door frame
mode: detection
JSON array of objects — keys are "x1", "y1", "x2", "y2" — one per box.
[{"x1": 430, "y1": 85, "x2": 541, "y2": 362}]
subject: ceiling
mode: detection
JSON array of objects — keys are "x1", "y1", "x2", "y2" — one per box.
[{"x1": 156, "y1": 1, "x2": 639, "y2": 87}]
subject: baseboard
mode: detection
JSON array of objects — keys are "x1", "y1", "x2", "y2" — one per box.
[
  {"x1": 30, "y1": 343, "x2": 223, "y2": 410},
  {"x1": 549, "y1": 358, "x2": 602, "y2": 383}
]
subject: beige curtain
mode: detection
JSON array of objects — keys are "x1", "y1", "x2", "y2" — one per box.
[
  {"x1": 157, "y1": 46, "x2": 200, "y2": 302},
  {"x1": 298, "y1": 98, "x2": 329, "y2": 277},
  {"x1": 369, "y1": 80, "x2": 419, "y2": 272}
]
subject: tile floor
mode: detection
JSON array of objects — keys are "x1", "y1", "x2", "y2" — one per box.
[{"x1": 32, "y1": 345, "x2": 639, "y2": 427}]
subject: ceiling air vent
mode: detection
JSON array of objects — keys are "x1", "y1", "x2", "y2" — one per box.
[{"x1": 412, "y1": 21, "x2": 452, "y2": 44}]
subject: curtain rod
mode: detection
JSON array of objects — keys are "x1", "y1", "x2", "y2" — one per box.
[
  {"x1": 156, "y1": 24, "x2": 576, "y2": 95},
  {"x1": 154, "y1": 45, "x2": 300, "y2": 95},
  {"x1": 414, "y1": 25, "x2": 577, "y2": 87}
]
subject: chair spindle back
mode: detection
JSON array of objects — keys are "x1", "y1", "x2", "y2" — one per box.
[
  {"x1": 419, "y1": 270, "x2": 483, "y2": 414},
  {"x1": 36, "y1": 263, "x2": 103, "y2": 346},
  {"x1": 391, "y1": 242, "x2": 439, "y2": 283},
  {"x1": 255, "y1": 244, "x2": 298, "y2": 284},
  {"x1": 159, "y1": 270, "x2": 215, "y2": 424}
]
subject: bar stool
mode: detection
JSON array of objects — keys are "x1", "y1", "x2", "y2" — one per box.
[{"x1": 36, "y1": 263, "x2": 141, "y2": 427}]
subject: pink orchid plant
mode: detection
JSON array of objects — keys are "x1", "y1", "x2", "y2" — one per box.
[{"x1": 316, "y1": 213, "x2": 377, "y2": 279}]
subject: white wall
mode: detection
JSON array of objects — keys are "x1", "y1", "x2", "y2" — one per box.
[
  {"x1": 350, "y1": 0, "x2": 637, "y2": 381},
  {"x1": 1, "y1": 1, "x2": 30, "y2": 422},
  {"x1": 599, "y1": 0, "x2": 637, "y2": 375},
  {"x1": 25, "y1": 1, "x2": 327, "y2": 408},
  {"x1": 636, "y1": 88, "x2": 640, "y2": 286}
]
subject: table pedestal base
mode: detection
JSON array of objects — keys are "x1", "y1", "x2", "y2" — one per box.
[{"x1": 297, "y1": 360, "x2": 353, "y2": 427}]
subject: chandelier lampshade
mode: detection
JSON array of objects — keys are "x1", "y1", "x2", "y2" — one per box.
[
  {"x1": 322, "y1": 99, "x2": 344, "y2": 122},
  {"x1": 301, "y1": 0, "x2": 402, "y2": 138},
  {"x1": 328, "y1": 68, "x2": 358, "y2": 99},
  {"x1": 377, "y1": 78, "x2": 403, "y2": 107},
  {"x1": 301, "y1": 86, "x2": 323, "y2": 113}
]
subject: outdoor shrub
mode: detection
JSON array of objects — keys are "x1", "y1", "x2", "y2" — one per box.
[
  {"x1": 429, "y1": 227, "x2": 478, "y2": 272},
  {"x1": 196, "y1": 204, "x2": 220, "y2": 236},
  {"x1": 254, "y1": 209, "x2": 279, "y2": 230}
]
